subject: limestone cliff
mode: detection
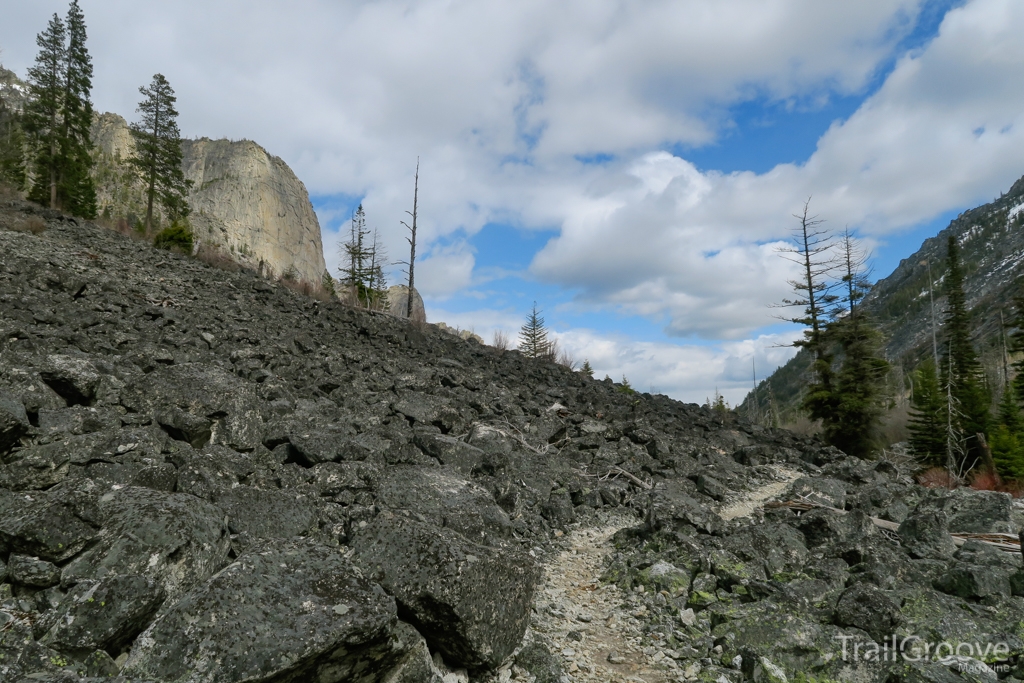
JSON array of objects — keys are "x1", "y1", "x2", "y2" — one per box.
[{"x1": 90, "y1": 113, "x2": 326, "y2": 284}]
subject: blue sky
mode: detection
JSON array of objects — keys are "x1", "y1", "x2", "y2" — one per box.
[{"x1": 4, "y1": 0, "x2": 1023, "y2": 404}]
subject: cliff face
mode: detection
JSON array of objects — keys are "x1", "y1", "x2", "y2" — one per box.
[{"x1": 90, "y1": 113, "x2": 327, "y2": 284}]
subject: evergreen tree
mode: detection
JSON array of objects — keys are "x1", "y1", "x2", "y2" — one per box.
[
  {"x1": 23, "y1": 13, "x2": 67, "y2": 209},
  {"x1": 581, "y1": 359, "x2": 594, "y2": 378},
  {"x1": 908, "y1": 359, "x2": 945, "y2": 466},
  {"x1": 940, "y1": 235, "x2": 989, "y2": 454},
  {"x1": 519, "y1": 303, "x2": 550, "y2": 358},
  {"x1": 339, "y1": 206, "x2": 388, "y2": 309},
  {"x1": 775, "y1": 200, "x2": 839, "y2": 426},
  {"x1": 129, "y1": 74, "x2": 191, "y2": 232},
  {"x1": 1010, "y1": 294, "x2": 1024, "y2": 407},
  {"x1": 58, "y1": 0, "x2": 96, "y2": 217},
  {"x1": 992, "y1": 388, "x2": 1024, "y2": 480},
  {"x1": 23, "y1": 3, "x2": 96, "y2": 216},
  {"x1": 0, "y1": 95, "x2": 26, "y2": 190},
  {"x1": 820, "y1": 232, "x2": 890, "y2": 457}
]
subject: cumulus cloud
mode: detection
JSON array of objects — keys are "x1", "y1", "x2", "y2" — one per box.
[{"x1": 531, "y1": 0, "x2": 1024, "y2": 339}]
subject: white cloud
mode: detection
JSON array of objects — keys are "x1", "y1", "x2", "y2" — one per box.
[{"x1": 530, "y1": 0, "x2": 1024, "y2": 339}]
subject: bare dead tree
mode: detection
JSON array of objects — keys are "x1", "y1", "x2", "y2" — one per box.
[{"x1": 398, "y1": 158, "x2": 420, "y2": 319}]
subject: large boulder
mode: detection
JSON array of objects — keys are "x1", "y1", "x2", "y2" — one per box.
[
  {"x1": 376, "y1": 465, "x2": 512, "y2": 543},
  {"x1": 120, "y1": 363, "x2": 263, "y2": 451},
  {"x1": 832, "y1": 583, "x2": 903, "y2": 642},
  {"x1": 898, "y1": 510, "x2": 957, "y2": 560},
  {"x1": 214, "y1": 486, "x2": 317, "y2": 539},
  {"x1": 0, "y1": 391, "x2": 30, "y2": 453},
  {"x1": 0, "y1": 482, "x2": 101, "y2": 562},
  {"x1": 39, "y1": 354, "x2": 102, "y2": 406},
  {"x1": 61, "y1": 487, "x2": 230, "y2": 600},
  {"x1": 351, "y1": 513, "x2": 539, "y2": 670},
  {"x1": 915, "y1": 489, "x2": 1013, "y2": 534},
  {"x1": 40, "y1": 574, "x2": 165, "y2": 655},
  {"x1": 385, "y1": 285, "x2": 426, "y2": 323},
  {"x1": 122, "y1": 539, "x2": 405, "y2": 683}
]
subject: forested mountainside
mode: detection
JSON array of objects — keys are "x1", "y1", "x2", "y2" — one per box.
[{"x1": 743, "y1": 174, "x2": 1024, "y2": 423}]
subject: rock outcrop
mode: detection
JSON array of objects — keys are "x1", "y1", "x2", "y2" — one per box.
[
  {"x1": 3, "y1": 198, "x2": 1021, "y2": 682},
  {"x1": 90, "y1": 112, "x2": 327, "y2": 284}
]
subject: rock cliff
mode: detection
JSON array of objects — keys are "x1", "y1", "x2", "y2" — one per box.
[
  {"x1": 3, "y1": 199, "x2": 1020, "y2": 682},
  {"x1": 90, "y1": 112, "x2": 327, "y2": 284}
]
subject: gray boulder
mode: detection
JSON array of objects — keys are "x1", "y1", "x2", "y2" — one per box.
[
  {"x1": 0, "y1": 391, "x2": 30, "y2": 453},
  {"x1": 898, "y1": 510, "x2": 957, "y2": 560},
  {"x1": 61, "y1": 487, "x2": 230, "y2": 600},
  {"x1": 40, "y1": 354, "x2": 102, "y2": 406},
  {"x1": 122, "y1": 539, "x2": 405, "y2": 683},
  {"x1": 8, "y1": 554, "x2": 60, "y2": 588},
  {"x1": 41, "y1": 574, "x2": 165, "y2": 654},
  {"x1": 376, "y1": 465, "x2": 512, "y2": 543},
  {"x1": 832, "y1": 583, "x2": 903, "y2": 641},
  {"x1": 120, "y1": 363, "x2": 263, "y2": 450},
  {"x1": 0, "y1": 485, "x2": 100, "y2": 562},
  {"x1": 915, "y1": 488, "x2": 1012, "y2": 534},
  {"x1": 351, "y1": 513, "x2": 539, "y2": 670},
  {"x1": 214, "y1": 486, "x2": 317, "y2": 538}
]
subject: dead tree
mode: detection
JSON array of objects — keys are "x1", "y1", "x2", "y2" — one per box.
[{"x1": 399, "y1": 158, "x2": 420, "y2": 319}]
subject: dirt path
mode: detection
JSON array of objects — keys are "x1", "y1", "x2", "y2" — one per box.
[{"x1": 516, "y1": 466, "x2": 802, "y2": 683}]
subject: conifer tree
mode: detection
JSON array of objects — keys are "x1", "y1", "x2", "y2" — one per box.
[
  {"x1": 519, "y1": 303, "x2": 550, "y2": 358},
  {"x1": 0, "y1": 95, "x2": 26, "y2": 190},
  {"x1": 581, "y1": 359, "x2": 594, "y2": 378},
  {"x1": 23, "y1": 3, "x2": 96, "y2": 216},
  {"x1": 776, "y1": 200, "x2": 839, "y2": 425},
  {"x1": 940, "y1": 235, "x2": 989, "y2": 452},
  {"x1": 909, "y1": 359, "x2": 945, "y2": 465},
  {"x1": 823, "y1": 232, "x2": 890, "y2": 457},
  {"x1": 1011, "y1": 294, "x2": 1024, "y2": 407},
  {"x1": 58, "y1": 0, "x2": 96, "y2": 217},
  {"x1": 129, "y1": 74, "x2": 191, "y2": 231},
  {"x1": 23, "y1": 13, "x2": 66, "y2": 209}
]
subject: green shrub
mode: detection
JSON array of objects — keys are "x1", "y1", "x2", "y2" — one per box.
[{"x1": 153, "y1": 222, "x2": 193, "y2": 253}]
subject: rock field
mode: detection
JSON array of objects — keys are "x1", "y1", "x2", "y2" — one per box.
[{"x1": 2, "y1": 198, "x2": 1024, "y2": 683}]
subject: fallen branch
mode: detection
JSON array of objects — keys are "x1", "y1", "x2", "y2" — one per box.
[{"x1": 601, "y1": 466, "x2": 653, "y2": 491}]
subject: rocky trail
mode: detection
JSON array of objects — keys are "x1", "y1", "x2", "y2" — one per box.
[{"x1": 519, "y1": 467, "x2": 803, "y2": 683}]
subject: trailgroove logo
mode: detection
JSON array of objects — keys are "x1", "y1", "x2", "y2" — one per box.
[{"x1": 834, "y1": 634, "x2": 1012, "y2": 671}]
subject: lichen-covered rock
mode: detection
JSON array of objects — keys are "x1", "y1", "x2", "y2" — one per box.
[
  {"x1": 122, "y1": 539, "x2": 402, "y2": 683},
  {"x1": 41, "y1": 574, "x2": 165, "y2": 654},
  {"x1": 832, "y1": 583, "x2": 903, "y2": 641},
  {"x1": 8, "y1": 554, "x2": 61, "y2": 587},
  {"x1": 0, "y1": 482, "x2": 100, "y2": 562},
  {"x1": 351, "y1": 513, "x2": 539, "y2": 670},
  {"x1": 898, "y1": 510, "x2": 957, "y2": 560},
  {"x1": 39, "y1": 354, "x2": 102, "y2": 406},
  {"x1": 120, "y1": 364, "x2": 262, "y2": 450},
  {"x1": 0, "y1": 391, "x2": 30, "y2": 453},
  {"x1": 213, "y1": 486, "x2": 317, "y2": 538},
  {"x1": 375, "y1": 465, "x2": 512, "y2": 544},
  {"x1": 61, "y1": 487, "x2": 230, "y2": 600}
]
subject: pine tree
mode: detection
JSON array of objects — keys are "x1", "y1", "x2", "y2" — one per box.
[
  {"x1": 22, "y1": 3, "x2": 96, "y2": 216},
  {"x1": 0, "y1": 96, "x2": 26, "y2": 190},
  {"x1": 519, "y1": 303, "x2": 550, "y2": 358},
  {"x1": 908, "y1": 359, "x2": 945, "y2": 466},
  {"x1": 940, "y1": 235, "x2": 989, "y2": 453},
  {"x1": 581, "y1": 359, "x2": 594, "y2": 378},
  {"x1": 23, "y1": 13, "x2": 66, "y2": 209},
  {"x1": 58, "y1": 0, "x2": 96, "y2": 218},
  {"x1": 1010, "y1": 294, "x2": 1024, "y2": 408},
  {"x1": 823, "y1": 232, "x2": 890, "y2": 457},
  {"x1": 775, "y1": 200, "x2": 839, "y2": 426},
  {"x1": 129, "y1": 74, "x2": 191, "y2": 232}
]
